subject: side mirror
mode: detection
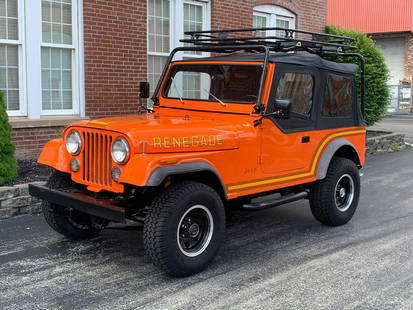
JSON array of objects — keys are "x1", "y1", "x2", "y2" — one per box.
[
  {"x1": 139, "y1": 81, "x2": 150, "y2": 99},
  {"x1": 273, "y1": 99, "x2": 291, "y2": 119}
]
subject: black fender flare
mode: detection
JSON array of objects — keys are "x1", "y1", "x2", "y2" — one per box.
[{"x1": 146, "y1": 161, "x2": 226, "y2": 196}]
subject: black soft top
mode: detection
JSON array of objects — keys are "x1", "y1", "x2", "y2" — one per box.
[{"x1": 179, "y1": 52, "x2": 359, "y2": 75}]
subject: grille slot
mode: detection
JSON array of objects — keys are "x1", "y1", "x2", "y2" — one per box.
[{"x1": 82, "y1": 131, "x2": 112, "y2": 187}]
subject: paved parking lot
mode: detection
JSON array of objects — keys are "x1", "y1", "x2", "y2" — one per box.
[{"x1": 1, "y1": 146, "x2": 412, "y2": 309}]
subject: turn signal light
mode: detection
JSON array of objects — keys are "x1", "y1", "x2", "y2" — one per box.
[{"x1": 70, "y1": 158, "x2": 80, "y2": 172}]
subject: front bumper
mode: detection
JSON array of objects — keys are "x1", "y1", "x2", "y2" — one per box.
[{"x1": 29, "y1": 184, "x2": 126, "y2": 223}]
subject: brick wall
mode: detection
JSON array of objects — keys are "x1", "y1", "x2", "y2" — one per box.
[
  {"x1": 83, "y1": 0, "x2": 147, "y2": 118},
  {"x1": 11, "y1": 0, "x2": 326, "y2": 159},
  {"x1": 404, "y1": 33, "x2": 413, "y2": 78},
  {"x1": 212, "y1": 0, "x2": 326, "y2": 33},
  {"x1": 12, "y1": 126, "x2": 64, "y2": 159}
]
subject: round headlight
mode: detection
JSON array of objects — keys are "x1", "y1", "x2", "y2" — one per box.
[
  {"x1": 66, "y1": 130, "x2": 82, "y2": 155},
  {"x1": 111, "y1": 137, "x2": 130, "y2": 164}
]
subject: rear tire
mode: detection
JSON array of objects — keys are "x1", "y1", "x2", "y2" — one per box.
[
  {"x1": 143, "y1": 181, "x2": 225, "y2": 277},
  {"x1": 309, "y1": 157, "x2": 360, "y2": 226},
  {"x1": 42, "y1": 170, "x2": 103, "y2": 239}
]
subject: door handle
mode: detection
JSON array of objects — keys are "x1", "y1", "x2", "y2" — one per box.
[{"x1": 301, "y1": 136, "x2": 310, "y2": 143}]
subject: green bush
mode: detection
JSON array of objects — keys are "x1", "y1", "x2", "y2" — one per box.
[
  {"x1": 0, "y1": 91, "x2": 17, "y2": 185},
  {"x1": 326, "y1": 25, "x2": 390, "y2": 126}
]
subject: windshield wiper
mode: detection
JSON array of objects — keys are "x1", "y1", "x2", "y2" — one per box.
[
  {"x1": 171, "y1": 76, "x2": 184, "y2": 104},
  {"x1": 202, "y1": 87, "x2": 226, "y2": 107}
]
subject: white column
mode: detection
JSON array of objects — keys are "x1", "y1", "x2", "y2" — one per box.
[
  {"x1": 24, "y1": 0, "x2": 42, "y2": 119},
  {"x1": 173, "y1": 0, "x2": 184, "y2": 61}
]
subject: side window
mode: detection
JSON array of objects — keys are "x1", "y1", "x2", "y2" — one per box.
[
  {"x1": 276, "y1": 73, "x2": 314, "y2": 117},
  {"x1": 322, "y1": 74, "x2": 353, "y2": 117}
]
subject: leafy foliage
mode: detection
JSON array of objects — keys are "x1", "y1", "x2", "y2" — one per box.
[
  {"x1": 326, "y1": 25, "x2": 390, "y2": 126},
  {"x1": 0, "y1": 91, "x2": 17, "y2": 185}
]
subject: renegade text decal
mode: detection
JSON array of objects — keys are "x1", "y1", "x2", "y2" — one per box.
[{"x1": 153, "y1": 135, "x2": 224, "y2": 148}]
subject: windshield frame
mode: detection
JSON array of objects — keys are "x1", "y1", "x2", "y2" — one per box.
[{"x1": 161, "y1": 61, "x2": 264, "y2": 105}]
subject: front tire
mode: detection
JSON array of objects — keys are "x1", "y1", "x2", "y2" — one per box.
[
  {"x1": 143, "y1": 181, "x2": 225, "y2": 277},
  {"x1": 42, "y1": 170, "x2": 104, "y2": 239},
  {"x1": 309, "y1": 157, "x2": 360, "y2": 226}
]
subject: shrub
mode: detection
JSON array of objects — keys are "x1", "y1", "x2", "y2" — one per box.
[
  {"x1": 0, "y1": 91, "x2": 17, "y2": 185},
  {"x1": 326, "y1": 25, "x2": 390, "y2": 126}
]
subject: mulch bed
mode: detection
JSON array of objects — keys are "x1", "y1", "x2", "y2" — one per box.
[{"x1": 3, "y1": 160, "x2": 50, "y2": 187}]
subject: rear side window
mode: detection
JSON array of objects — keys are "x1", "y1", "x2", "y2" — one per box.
[
  {"x1": 276, "y1": 73, "x2": 314, "y2": 116},
  {"x1": 322, "y1": 74, "x2": 353, "y2": 117}
]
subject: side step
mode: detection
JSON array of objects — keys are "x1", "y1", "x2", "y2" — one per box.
[{"x1": 242, "y1": 192, "x2": 308, "y2": 211}]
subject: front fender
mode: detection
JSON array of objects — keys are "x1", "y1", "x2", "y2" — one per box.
[
  {"x1": 37, "y1": 139, "x2": 70, "y2": 173},
  {"x1": 118, "y1": 154, "x2": 225, "y2": 190}
]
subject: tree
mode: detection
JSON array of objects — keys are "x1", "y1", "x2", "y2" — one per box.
[
  {"x1": 0, "y1": 91, "x2": 17, "y2": 185},
  {"x1": 326, "y1": 25, "x2": 390, "y2": 126}
]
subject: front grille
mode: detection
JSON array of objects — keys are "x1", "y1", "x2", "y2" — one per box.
[{"x1": 82, "y1": 131, "x2": 113, "y2": 187}]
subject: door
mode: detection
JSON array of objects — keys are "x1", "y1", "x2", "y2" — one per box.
[{"x1": 260, "y1": 65, "x2": 320, "y2": 174}]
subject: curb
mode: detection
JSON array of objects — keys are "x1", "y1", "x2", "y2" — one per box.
[{"x1": 366, "y1": 131, "x2": 405, "y2": 155}]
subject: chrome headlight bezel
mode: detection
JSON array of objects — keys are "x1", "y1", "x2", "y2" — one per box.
[
  {"x1": 111, "y1": 137, "x2": 130, "y2": 165},
  {"x1": 65, "y1": 130, "x2": 82, "y2": 155}
]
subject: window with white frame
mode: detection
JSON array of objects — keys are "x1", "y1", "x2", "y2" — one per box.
[
  {"x1": 147, "y1": 0, "x2": 170, "y2": 98},
  {"x1": 252, "y1": 12, "x2": 268, "y2": 38},
  {"x1": 0, "y1": 0, "x2": 83, "y2": 118},
  {"x1": 253, "y1": 5, "x2": 296, "y2": 39},
  {"x1": 147, "y1": 0, "x2": 210, "y2": 99},
  {"x1": 41, "y1": 0, "x2": 77, "y2": 115},
  {"x1": 0, "y1": 0, "x2": 21, "y2": 115}
]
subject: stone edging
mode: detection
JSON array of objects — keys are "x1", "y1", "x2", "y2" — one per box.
[
  {"x1": 366, "y1": 131, "x2": 406, "y2": 155},
  {"x1": 0, "y1": 182, "x2": 44, "y2": 220}
]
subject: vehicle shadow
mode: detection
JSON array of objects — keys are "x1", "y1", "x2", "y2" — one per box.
[{"x1": 43, "y1": 200, "x2": 346, "y2": 280}]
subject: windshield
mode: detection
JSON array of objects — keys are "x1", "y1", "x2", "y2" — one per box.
[{"x1": 163, "y1": 63, "x2": 263, "y2": 104}]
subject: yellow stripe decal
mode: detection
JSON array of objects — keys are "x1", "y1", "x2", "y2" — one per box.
[{"x1": 227, "y1": 130, "x2": 365, "y2": 192}]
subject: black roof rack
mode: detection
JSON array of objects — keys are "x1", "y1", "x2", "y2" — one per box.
[
  {"x1": 151, "y1": 27, "x2": 365, "y2": 118},
  {"x1": 181, "y1": 27, "x2": 357, "y2": 54}
]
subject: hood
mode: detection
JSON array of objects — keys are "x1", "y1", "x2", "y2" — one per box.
[{"x1": 68, "y1": 112, "x2": 241, "y2": 153}]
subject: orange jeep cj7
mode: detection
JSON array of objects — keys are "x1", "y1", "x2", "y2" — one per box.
[{"x1": 30, "y1": 27, "x2": 367, "y2": 277}]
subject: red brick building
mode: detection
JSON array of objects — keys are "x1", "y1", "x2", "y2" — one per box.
[{"x1": 3, "y1": 0, "x2": 327, "y2": 159}]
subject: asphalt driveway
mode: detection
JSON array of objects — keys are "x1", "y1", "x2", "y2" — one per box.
[{"x1": 0, "y1": 149, "x2": 412, "y2": 310}]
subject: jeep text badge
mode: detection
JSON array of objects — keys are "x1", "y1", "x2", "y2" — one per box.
[{"x1": 153, "y1": 135, "x2": 224, "y2": 149}]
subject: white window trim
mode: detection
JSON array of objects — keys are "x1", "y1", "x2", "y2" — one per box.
[
  {"x1": 147, "y1": 0, "x2": 211, "y2": 78},
  {"x1": 147, "y1": 0, "x2": 211, "y2": 57},
  {"x1": 147, "y1": 0, "x2": 173, "y2": 62},
  {"x1": 181, "y1": 0, "x2": 210, "y2": 59},
  {"x1": 40, "y1": 0, "x2": 82, "y2": 116},
  {"x1": 7, "y1": 0, "x2": 85, "y2": 119},
  {"x1": 1, "y1": 0, "x2": 26, "y2": 117},
  {"x1": 253, "y1": 5, "x2": 296, "y2": 38},
  {"x1": 252, "y1": 11, "x2": 270, "y2": 37}
]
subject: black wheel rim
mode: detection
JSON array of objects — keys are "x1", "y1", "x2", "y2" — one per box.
[
  {"x1": 177, "y1": 205, "x2": 213, "y2": 257},
  {"x1": 334, "y1": 174, "x2": 355, "y2": 212}
]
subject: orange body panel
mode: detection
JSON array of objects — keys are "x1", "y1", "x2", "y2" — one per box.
[{"x1": 38, "y1": 60, "x2": 366, "y2": 199}]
